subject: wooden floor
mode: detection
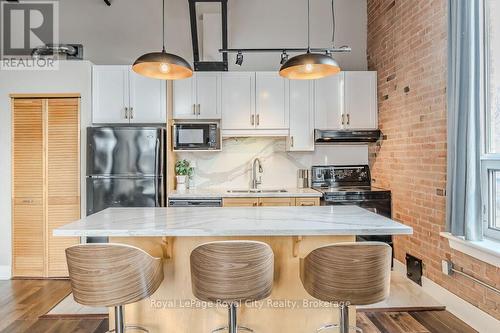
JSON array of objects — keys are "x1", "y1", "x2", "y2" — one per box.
[
  {"x1": 0, "y1": 279, "x2": 108, "y2": 333},
  {"x1": 0, "y1": 279, "x2": 476, "y2": 333}
]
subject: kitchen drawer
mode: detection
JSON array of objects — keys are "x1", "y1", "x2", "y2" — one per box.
[{"x1": 295, "y1": 197, "x2": 320, "y2": 206}]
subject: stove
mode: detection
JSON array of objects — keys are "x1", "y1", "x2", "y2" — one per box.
[{"x1": 311, "y1": 165, "x2": 393, "y2": 264}]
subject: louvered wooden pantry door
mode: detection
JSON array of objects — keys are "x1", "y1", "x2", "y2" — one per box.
[
  {"x1": 12, "y1": 99, "x2": 46, "y2": 277},
  {"x1": 12, "y1": 97, "x2": 80, "y2": 278},
  {"x1": 46, "y1": 98, "x2": 80, "y2": 277}
]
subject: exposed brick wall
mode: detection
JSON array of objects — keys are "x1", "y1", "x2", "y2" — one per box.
[{"x1": 367, "y1": 0, "x2": 500, "y2": 319}]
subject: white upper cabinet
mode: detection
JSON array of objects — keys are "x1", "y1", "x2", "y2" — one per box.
[
  {"x1": 92, "y1": 66, "x2": 129, "y2": 124},
  {"x1": 255, "y1": 72, "x2": 289, "y2": 129},
  {"x1": 344, "y1": 71, "x2": 378, "y2": 129},
  {"x1": 129, "y1": 71, "x2": 166, "y2": 124},
  {"x1": 172, "y1": 76, "x2": 196, "y2": 119},
  {"x1": 92, "y1": 66, "x2": 166, "y2": 124},
  {"x1": 221, "y1": 72, "x2": 255, "y2": 130},
  {"x1": 173, "y1": 72, "x2": 221, "y2": 120},
  {"x1": 314, "y1": 74, "x2": 343, "y2": 130},
  {"x1": 314, "y1": 71, "x2": 378, "y2": 130},
  {"x1": 195, "y1": 72, "x2": 221, "y2": 119},
  {"x1": 288, "y1": 80, "x2": 314, "y2": 151}
]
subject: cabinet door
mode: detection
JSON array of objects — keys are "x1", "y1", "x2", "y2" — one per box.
[
  {"x1": 314, "y1": 73, "x2": 343, "y2": 130},
  {"x1": 129, "y1": 69, "x2": 166, "y2": 123},
  {"x1": 223, "y1": 197, "x2": 259, "y2": 207},
  {"x1": 46, "y1": 98, "x2": 80, "y2": 277},
  {"x1": 288, "y1": 80, "x2": 314, "y2": 151},
  {"x1": 196, "y1": 72, "x2": 221, "y2": 119},
  {"x1": 12, "y1": 99, "x2": 46, "y2": 277},
  {"x1": 92, "y1": 66, "x2": 129, "y2": 124},
  {"x1": 295, "y1": 197, "x2": 320, "y2": 206},
  {"x1": 258, "y1": 197, "x2": 295, "y2": 206},
  {"x1": 344, "y1": 71, "x2": 378, "y2": 129},
  {"x1": 255, "y1": 72, "x2": 288, "y2": 129},
  {"x1": 173, "y1": 76, "x2": 196, "y2": 119},
  {"x1": 221, "y1": 72, "x2": 255, "y2": 130}
]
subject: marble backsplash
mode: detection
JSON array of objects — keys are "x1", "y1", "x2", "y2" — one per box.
[{"x1": 175, "y1": 137, "x2": 368, "y2": 189}]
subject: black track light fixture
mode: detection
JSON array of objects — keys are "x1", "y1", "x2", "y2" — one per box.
[
  {"x1": 280, "y1": 51, "x2": 289, "y2": 65},
  {"x1": 236, "y1": 51, "x2": 244, "y2": 66}
]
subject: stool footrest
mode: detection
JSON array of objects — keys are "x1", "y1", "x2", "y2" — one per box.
[
  {"x1": 106, "y1": 325, "x2": 149, "y2": 333},
  {"x1": 317, "y1": 324, "x2": 362, "y2": 333},
  {"x1": 211, "y1": 326, "x2": 254, "y2": 333}
]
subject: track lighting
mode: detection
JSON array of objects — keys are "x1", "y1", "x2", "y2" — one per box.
[
  {"x1": 280, "y1": 52, "x2": 289, "y2": 65},
  {"x1": 235, "y1": 51, "x2": 244, "y2": 66}
]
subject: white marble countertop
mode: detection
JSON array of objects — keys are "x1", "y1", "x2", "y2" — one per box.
[
  {"x1": 54, "y1": 206, "x2": 412, "y2": 237},
  {"x1": 168, "y1": 187, "x2": 322, "y2": 198}
]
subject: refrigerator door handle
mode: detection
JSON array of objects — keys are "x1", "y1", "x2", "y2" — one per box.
[{"x1": 154, "y1": 138, "x2": 160, "y2": 207}]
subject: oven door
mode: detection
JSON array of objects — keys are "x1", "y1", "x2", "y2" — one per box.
[{"x1": 173, "y1": 124, "x2": 212, "y2": 150}]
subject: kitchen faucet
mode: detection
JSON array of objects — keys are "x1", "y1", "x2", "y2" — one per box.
[{"x1": 251, "y1": 158, "x2": 263, "y2": 189}]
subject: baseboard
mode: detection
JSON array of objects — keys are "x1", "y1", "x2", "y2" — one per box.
[
  {"x1": 394, "y1": 260, "x2": 500, "y2": 333},
  {"x1": 0, "y1": 265, "x2": 11, "y2": 280}
]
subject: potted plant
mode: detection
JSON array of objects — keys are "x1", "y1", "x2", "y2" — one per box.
[{"x1": 175, "y1": 160, "x2": 193, "y2": 191}]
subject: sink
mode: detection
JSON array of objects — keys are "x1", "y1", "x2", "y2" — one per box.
[{"x1": 227, "y1": 189, "x2": 288, "y2": 194}]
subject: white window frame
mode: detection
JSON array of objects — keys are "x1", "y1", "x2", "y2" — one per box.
[{"x1": 481, "y1": 0, "x2": 500, "y2": 241}]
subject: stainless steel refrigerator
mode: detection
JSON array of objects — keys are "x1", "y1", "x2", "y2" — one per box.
[{"x1": 86, "y1": 126, "x2": 166, "y2": 220}]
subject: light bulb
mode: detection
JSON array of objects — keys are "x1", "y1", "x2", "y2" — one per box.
[
  {"x1": 159, "y1": 63, "x2": 170, "y2": 73},
  {"x1": 305, "y1": 63, "x2": 313, "y2": 73}
]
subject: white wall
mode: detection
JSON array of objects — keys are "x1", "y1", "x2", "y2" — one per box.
[
  {"x1": 177, "y1": 138, "x2": 369, "y2": 189},
  {"x1": 0, "y1": 61, "x2": 92, "y2": 278},
  {"x1": 57, "y1": 0, "x2": 367, "y2": 70}
]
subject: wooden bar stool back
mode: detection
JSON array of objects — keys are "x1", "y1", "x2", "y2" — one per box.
[
  {"x1": 300, "y1": 242, "x2": 391, "y2": 333},
  {"x1": 190, "y1": 241, "x2": 274, "y2": 333},
  {"x1": 66, "y1": 244, "x2": 164, "y2": 333}
]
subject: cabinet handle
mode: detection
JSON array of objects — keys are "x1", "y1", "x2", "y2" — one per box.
[
  {"x1": 291, "y1": 136, "x2": 294, "y2": 147},
  {"x1": 22, "y1": 199, "x2": 34, "y2": 204},
  {"x1": 341, "y1": 114, "x2": 344, "y2": 125},
  {"x1": 300, "y1": 203, "x2": 315, "y2": 206},
  {"x1": 197, "y1": 104, "x2": 201, "y2": 116},
  {"x1": 192, "y1": 104, "x2": 196, "y2": 115},
  {"x1": 125, "y1": 107, "x2": 129, "y2": 119},
  {"x1": 346, "y1": 114, "x2": 350, "y2": 125},
  {"x1": 251, "y1": 114, "x2": 255, "y2": 126},
  {"x1": 130, "y1": 107, "x2": 134, "y2": 119},
  {"x1": 256, "y1": 114, "x2": 260, "y2": 126}
]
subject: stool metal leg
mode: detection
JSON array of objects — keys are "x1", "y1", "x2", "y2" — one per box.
[
  {"x1": 228, "y1": 303, "x2": 237, "y2": 333},
  {"x1": 339, "y1": 303, "x2": 349, "y2": 333},
  {"x1": 115, "y1": 305, "x2": 125, "y2": 333}
]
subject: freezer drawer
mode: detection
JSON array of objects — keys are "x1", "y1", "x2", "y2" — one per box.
[{"x1": 86, "y1": 177, "x2": 164, "y2": 215}]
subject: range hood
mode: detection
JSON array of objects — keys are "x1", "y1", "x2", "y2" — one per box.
[{"x1": 315, "y1": 129, "x2": 381, "y2": 144}]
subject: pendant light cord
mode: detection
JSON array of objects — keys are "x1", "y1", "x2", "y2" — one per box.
[
  {"x1": 307, "y1": 0, "x2": 311, "y2": 52},
  {"x1": 331, "y1": 0, "x2": 335, "y2": 47},
  {"x1": 162, "y1": 0, "x2": 166, "y2": 52}
]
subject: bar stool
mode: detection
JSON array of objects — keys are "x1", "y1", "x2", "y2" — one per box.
[
  {"x1": 66, "y1": 244, "x2": 164, "y2": 333},
  {"x1": 190, "y1": 241, "x2": 274, "y2": 333},
  {"x1": 300, "y1": 242, "x2": 391, "y2": 333}
]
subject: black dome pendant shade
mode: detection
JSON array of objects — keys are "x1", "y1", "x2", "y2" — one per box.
[
  {"x1": 279, "y1": 52, "x2": 340, "y2": 80},
  {"x1": 132, "y1": 0, "x2": 192, "y2": 80},
  {"x1": 279, "y1": 0, "x2": 341, "y2": 80}
]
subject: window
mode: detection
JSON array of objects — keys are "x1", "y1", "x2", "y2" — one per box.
[{"x1": 482, "y1": 0, "x2": 500, "y2": 240}]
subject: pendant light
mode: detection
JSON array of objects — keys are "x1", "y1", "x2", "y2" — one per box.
[
  {"x1": 279, "y1": 0, "x2": 341, "y2": 80},
  {"x1": 132, "y1": 0, "x2": 193, "y2": 80}
]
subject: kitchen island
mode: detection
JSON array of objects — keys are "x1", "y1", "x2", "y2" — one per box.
[{"x1": 55, "y1": 205, "x2": 412, "y2": 333}]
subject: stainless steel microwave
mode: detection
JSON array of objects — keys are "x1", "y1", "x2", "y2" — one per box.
[{"x1": 172, "y1": 122, "x2": 220, "y2": 151}]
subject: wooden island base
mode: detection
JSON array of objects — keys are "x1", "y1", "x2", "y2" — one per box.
[{"x1": 109, "y1": 235, "x2": 357, "y2": 333}]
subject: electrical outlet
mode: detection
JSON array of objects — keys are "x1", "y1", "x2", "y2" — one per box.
[{"x1": 441, "y1": 260, "x2": 453, "y2": 275}]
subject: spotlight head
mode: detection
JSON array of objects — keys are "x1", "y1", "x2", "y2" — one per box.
[
  {"x1": 236, "y1": 51, "x2": 244, "y2": 66},
  {"x1": 280, "y1": 51, "x2": 289, "y2": 65}
]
